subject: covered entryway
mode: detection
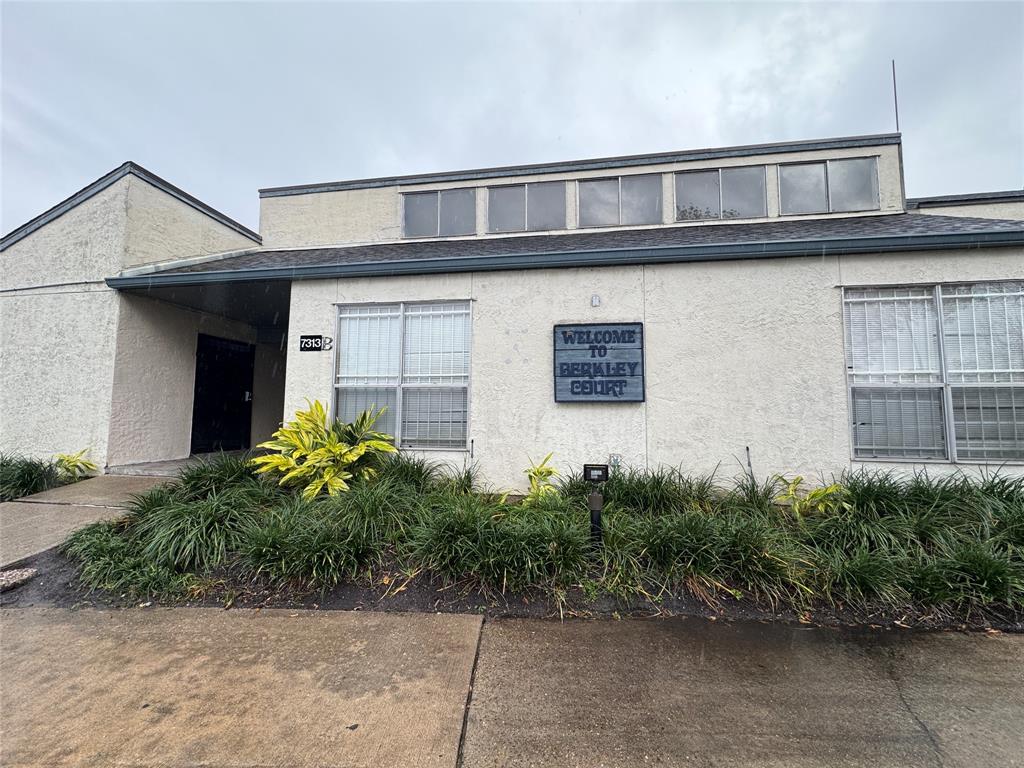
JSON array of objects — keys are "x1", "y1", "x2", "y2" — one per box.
[{"x1": 103, "y1": 280, "x2": 291, "y2": 469}]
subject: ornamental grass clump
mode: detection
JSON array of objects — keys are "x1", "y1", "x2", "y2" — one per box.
[
  {"x1": 131, "y1": 487, "x2": 262, "y2": 572},
  {"x1": 62, "y1": 521, "x2": 198, "y2": 598},
  {"x1": 408, "y1": 494, "x2": 589, "y2": 593},
  {"x1": 241, "y1": 497, "x2": 376, "y2": 588}
]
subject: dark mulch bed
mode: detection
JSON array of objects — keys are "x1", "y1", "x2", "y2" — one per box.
[{"x1": 3, "y1": 547, "x2": 1021, "y2": 634}]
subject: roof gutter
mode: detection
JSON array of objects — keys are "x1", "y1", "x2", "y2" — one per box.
[{"x1": 105, "y1": 229, "x2": 1024, "y2": 290}]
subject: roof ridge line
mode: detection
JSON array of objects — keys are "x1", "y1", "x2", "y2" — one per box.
[{"x1": 1, "y1": 162, "x2": 261, "y2": 252}]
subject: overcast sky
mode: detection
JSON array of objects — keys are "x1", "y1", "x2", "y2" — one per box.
[{"x1": 2, "y1": 1, "x2": 1022, "y2": 235}]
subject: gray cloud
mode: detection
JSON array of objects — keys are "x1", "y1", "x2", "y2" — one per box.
[{"x1": 2, "y1": 1, "x2": 1022, "y2": 235}]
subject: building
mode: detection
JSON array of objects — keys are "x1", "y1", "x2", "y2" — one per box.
[{"x1": 2, "y1": 133, "x2": 1022, "y2": 488}]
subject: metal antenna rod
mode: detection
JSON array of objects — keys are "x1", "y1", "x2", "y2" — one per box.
[{"x1": 892, "y1": 59, "x2": 900, "y2": 133}]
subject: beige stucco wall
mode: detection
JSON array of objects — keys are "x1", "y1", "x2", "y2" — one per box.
[
  {"x1": 912, "y1": 201, "x2": 1024, "y2": 221},
  {"x1": 283, "y1": 245, "x2": 1024, "y2": 491},
  {"x1": 0, "y1": 287, "x2": 120, "y2": 462},
  {"x1": 106, "y1": 295, "x2": 261, "y2": 466},
  {"x1": 123, "y1": 176, "x2": 258, "y2": 268},
  {"x1": 0, "y1": 181, "x2": 131, "y2": 465},
  {"x1": 0, "y1": 178, "x2": 130, "y2": 291},
  {"x1": 1, "y1": 170, "x2": 271, "y2": 468},
  {"x1": 252, "y1": 340, "x2": 287, "y2": 444},
  {"x1": 260, "y1": 143, "x2": 904, "y2": 249}
]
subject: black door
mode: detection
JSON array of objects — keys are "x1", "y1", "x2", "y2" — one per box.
[{"x1": 190, "y1": 334, "x2": 255, "y2": 453}]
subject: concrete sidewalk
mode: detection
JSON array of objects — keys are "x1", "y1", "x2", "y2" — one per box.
[
  {"x1": 1, "y1": 475, "x2": 167, "y2": 567},
  {"x1": 462, "y1": 618, "x2": 1024, "y2": 768},
  {"x1": 1, "y1": 607, "x2": 482, "y2": 768},
  {"x1": 1, "y1": 606, "x2": 1022, "y2": 767}
]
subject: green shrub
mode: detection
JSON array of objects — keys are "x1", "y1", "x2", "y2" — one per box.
[
  {"x1": 639, "y1": 511, "x2": 727, "y2": 600},
  {"x1": 718, "y1": 510, "x2": 808, "y2": 602},
  {"x1": 408, "y1": 495, "x2": 589, "y2": 592},
  {"x1": 176, "y1": 452, "x2": 264, "y2": 500},
  {"x1": 132, "y1": 487, "x2": 261, "y2": 571},
  {"x1": 0, "y1": 453, "x2": 63, "y2": 501},
  {"x1": 242, "y1": 498, "x2": 374, "y2": 588},
  {"x1": 604, "y1": 466, "x2": 685, "y2": 515},
  {"x1": 319, "y1": 477, "x2": 421, "y2": 547},
  {"x1": 906, "y1": 539, "x2": 1023, "y2": 608},
  {"x1": 251, "y1": 401, "x2": 397, "y2": 499},
  {"x1": 376, "y1": 453, "x2": 442, "y2": 493},
  {"x1": 62, "y1": 521, "x2": 197, "y2": 597},
  {"x1": 814, "y1": 547, "x2": 909, "y2": 606}
]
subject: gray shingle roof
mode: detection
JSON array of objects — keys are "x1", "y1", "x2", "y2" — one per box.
[
  {"x1": 162, "y1": 213, "x2": 1023, "y2": 275},
  {"x1": 106, "y1": 213, "x2": 1024, "y2": 289}
]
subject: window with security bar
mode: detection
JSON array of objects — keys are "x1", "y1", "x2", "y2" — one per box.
[
  {"x1": 334, "y1": 302, "x2": 471, "y2": 450},
  {"x1": 843, "y1": 281, "x2": 1024, "y2": 462}
]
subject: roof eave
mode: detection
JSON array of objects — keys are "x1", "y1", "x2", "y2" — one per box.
[
  {"x1": 105, "y1": 228, "x2": 1024, "y2": 290},
  {"x1": 259, "y1": 133, "x2": 903, "y2": 198}
]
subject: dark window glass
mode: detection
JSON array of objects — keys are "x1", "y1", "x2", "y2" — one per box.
[
  {"x1": 488, "y1": 186, "x2": 525, "y2": 233},
  {"x1": 439, "y1": 189, "x2": 476, "y2": 236},
  {"x1": 403, "y1": 192, "x2": 438, "y2": 237},
  {"x1": 829, "y1": 158, "x2": 879, "y2": 212},
  {"x1": 675, "y1": 171, "x2": 720, "y2": 220},
  {"x1": 621, "y1": 174, "x2": 662, "y2": 225},
  {"x1": 779, "y1": 163, "x2": 827, "y2": 215},
  {"x1": 721, "y1": 166, "x2": 766, "y2": 219},
  {"x1": 578, "y1": 179, "x2": 619, "y2": 227},
  {"x1": 526, "y1": 182, "x2": 566, "y2": 231}
]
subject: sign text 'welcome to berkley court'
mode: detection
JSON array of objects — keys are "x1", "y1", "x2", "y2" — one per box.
[{"x1": 553, "y1": 322, "x2": 645, "y2": 402}]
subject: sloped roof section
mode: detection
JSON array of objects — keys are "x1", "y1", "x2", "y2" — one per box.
[
  {"x1": 1, "y1": 162, "x2": 261, "y2": 251},
  {"x1": 907, "y1": 189, "x2": 1024, "y2": 209},
  {"x1": 108, "y1": 213, "x2": 1024, "y2": 289}
]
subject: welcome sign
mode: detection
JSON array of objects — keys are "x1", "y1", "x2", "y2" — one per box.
[{"x1": 553, "y1": 322, "x2": 645, "y2": 402}]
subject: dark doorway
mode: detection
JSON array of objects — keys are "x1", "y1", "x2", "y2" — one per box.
[{"x1": 190, "y1": 334, "x2": 255, "y2": 453}]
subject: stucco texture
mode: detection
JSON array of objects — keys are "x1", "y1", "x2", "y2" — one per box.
[
  {"x1": 284, "y1": 245, "x2": 1024, "y2": 490},
  {"x1": 913, "y1": 201, "x2": 1024, "y2": 221},
  {"x1": 0, "y1": 288, "x2": 119, "y2": 461},
  {"x1": 2, "y1": 171, "x2": 280, "y2": 468},
  {"x1": 260, "y1": 143, "x2": 904, "y2": 250}
]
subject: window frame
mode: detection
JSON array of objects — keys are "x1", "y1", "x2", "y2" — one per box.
[
  {"x1": 401, "y1": 189, "x2": 477, "y2": 238},
  {"x1": 841, "y1": 281, "x2": 1024, "y2": 465},
  {"x1": 486, "y1": 181, "x2": 567, "y2": 233},
  {"x1": 332, "y1": 299, "x2": 473, "y2": 452},
  {"x1": 779, "y1": 156, "x2": 880, "y2": 217},
  {"x1": 576, "y1": 173, "x2": 663, "y2": 228},
  {"x1": 674, "y1": 165, "x2": 768, "y2": 222}
]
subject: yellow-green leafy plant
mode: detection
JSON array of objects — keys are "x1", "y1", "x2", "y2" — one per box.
[
  {"x1": 54, "y1": 449, "x2": 98, "y2": 482},
  {"x1": 775, "y1": 475, "x2": 851, "y2": 519},
  {"x1": 251, "y1": 400, "x2": 397, "y2": 500},
  {"x1": 524, "y1": 453, "x2": 559, "y2": 506}
]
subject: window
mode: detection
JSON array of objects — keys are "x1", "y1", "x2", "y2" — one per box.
[
  {"x1": 843, "y1": 281, "x2": 1024, "y2": 462},
  {"x1": 402, "y1": 189, "x2": 476, "y2": 237},
  {"x1": 780, "y1": 157, "x2": 879, "y2": 215},
  {"x1": 487, "y1": 182, "x2": 566, "y2": 233},
  {"x1": 675, "y1": 166, "x2": 767, "y2": 221},
  {"x1": 578, "y1": 174, "x2": 662, "y2": 227},
  {"x1": 335, "y1": 302, "x2": 471, "y2": 449}
]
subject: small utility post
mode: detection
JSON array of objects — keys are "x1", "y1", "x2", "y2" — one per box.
[{"x1": 583, "y1": 464, "x2": 609, "y2": 547}]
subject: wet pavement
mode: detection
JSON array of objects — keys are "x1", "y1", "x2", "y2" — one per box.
[
  {"x1": 0, "y1": 605, "x2": 1021, "y2": 767},
  {"x1": 1, "y1": 607, "x2": 482, "y2": 768},
  {"x1": 0, "y1": 475, "x2": 167, "y2": 568},
  {"x1": 462, "y1": 617, "x2": 1024, "y2": 768}
]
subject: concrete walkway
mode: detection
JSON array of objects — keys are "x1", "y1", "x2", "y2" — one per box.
[
  {"x1": 0, "y1": 475, "x2": 167, "y2": 567},
  {"x1": 463, "y1": 618, "x2": 1024, "y2": 768},
  {"x1": 1, "y1": 606, "x2": 1021, "y2": 767},
  {"x1": 1, "y1": 607, "x2": 482, "y2": 768}
]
